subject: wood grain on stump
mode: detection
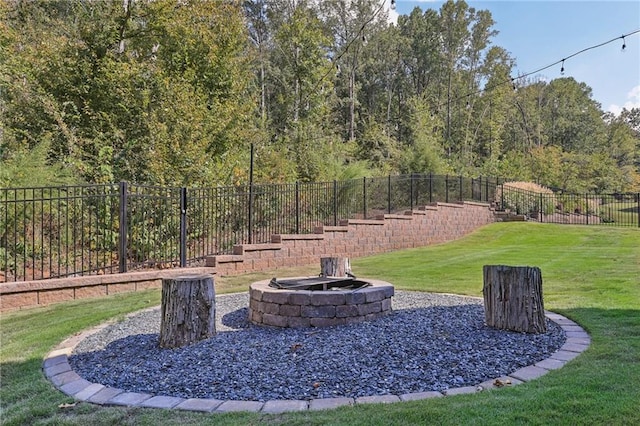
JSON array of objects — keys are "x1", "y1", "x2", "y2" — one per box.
[
  {"x1": 320, "y1": 257, "x2": 352, "y2": 277},
  {"x1": 159, "y1": 274, "x2": 216, "y2": 348},
  {"x1": 482, "y1": 265, "x2": 547, "y2": 334}
]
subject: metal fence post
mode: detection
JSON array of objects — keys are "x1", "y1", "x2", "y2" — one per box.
[
  {"x1": 387, "y1": 175, "x2": 392, "y2": 214},
  {"x1": 333, "y1": 180, "x2": 338, "y2": 226},
  {"x1": 295, "y1": 181, "x2": 300, "y2": 233},
  {"x1": 180, "y1": 187, "x2": 187, "y2": 267},
  {"x1": 248, "y1": 144, "x2": 254, "y2": 244},
  {"x1": 429, "y1": 172, "x2": 433, "y2": 203},
  {"x1": 445, "y1": 175, "x2": 449, "y2": 203},
  {"x1": 585, "y1": 194, "x2": 589, "y2": 225},
  {"x1": 410, "y1": 174, "x2": 414, "y2": 211},
  {"x1": 363, "y1": 177, "x2": 367, "y2": 219},
  {"x1": 637, "y1": 193, "x2": 640, "y2": 228},
  {"x1": 118, "y1": 181, "x2": 128, "y2": 273},
  {"x1": 459, "y1": 175, "x2": 463, "y2": 201}
]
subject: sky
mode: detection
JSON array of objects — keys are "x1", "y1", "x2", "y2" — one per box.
[{"x1": 386, "y1": 0, "x2": 640, "y2": 115}]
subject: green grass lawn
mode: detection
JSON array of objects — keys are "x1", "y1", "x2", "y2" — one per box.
[
  {"x1": 1, "y1": 222, "x2": 639, "y2": 425},
  {"x1": 599, "y1": 200, "x2": 639, "y2": 226}
]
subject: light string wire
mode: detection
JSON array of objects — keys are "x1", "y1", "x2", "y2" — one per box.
[
  {"x1": 300, "y1": 0, "x2": 388, "y2": 107},
  {"x1": 295, "y1": 2, "x2": 638, "y2": 124},
  {"x1": 450, "y1": 29, "x2": 640, "y2": 110}
]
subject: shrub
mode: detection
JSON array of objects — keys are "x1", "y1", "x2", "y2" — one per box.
[{"x1": 495, "y1": 182, "x2": 556, "y2": 215}]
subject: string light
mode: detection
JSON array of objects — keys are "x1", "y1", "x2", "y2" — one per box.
[
  {"x1": 433, "y1": 28, "x2": 640, "y2": 115},
  {"x1": 303, "y1": 9, "x2": 639, "y2": 121},
  {"x1": 301, "y1": 0, "x2": 387, "y2": 107}
]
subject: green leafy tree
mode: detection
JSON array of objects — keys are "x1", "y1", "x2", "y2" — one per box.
[
  {"x1": 1, "y1": 0, "x2": 253, "y2": 187},
  {"x1": 399, "y1": 95, "x2": 448, "y2": 174}
]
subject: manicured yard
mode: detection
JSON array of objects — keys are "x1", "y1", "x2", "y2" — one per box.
[
  {"x1": 599, "y1": 199, "x2": 639, "y2": 226},
  {"x1": 1, "y1": 222, "x2": 639, "y2": 425}
]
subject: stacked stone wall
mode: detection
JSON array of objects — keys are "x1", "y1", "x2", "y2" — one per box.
[
  {"x1": 1, "y1": 201, "x2": 494, "y2": 312},
  {"x1": 211, "y1": 201, "x2": 494, "y2": 276}
]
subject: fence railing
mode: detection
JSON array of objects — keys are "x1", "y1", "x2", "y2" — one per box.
[
  {"x1": 4, "y1": 175, "x2": 637, "y2": 283},
  {"x1": 495, "y1": 186, "x2": 640, "y2": 227},
  {"x1": 1, "y1": 174, "x2": 504, "y2": 282}
]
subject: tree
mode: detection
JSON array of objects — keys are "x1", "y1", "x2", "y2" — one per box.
[
  {"x1": 399, "y1": 95, "x2": 448, "y2": 174},
  {"x1": 540, "y1": 78, "x2": 607, "y2": 154},
  {"x1": 323, "y1": 0, "x2": 386, "y2": 141},
  {"x1": 604, "y1": 111, "x2": 640, "y2": 191},
  {"x1": 1, "y1": 0, "x2": 253, "y2": 187}
]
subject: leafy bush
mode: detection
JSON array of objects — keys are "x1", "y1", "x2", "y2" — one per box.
[{"x1": 495, "y1": 182, "x2": 556, "y2": 215}]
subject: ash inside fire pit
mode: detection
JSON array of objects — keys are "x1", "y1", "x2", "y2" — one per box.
[{"x1": 269, "y1": 276, "x2": 371, "y2": 291}]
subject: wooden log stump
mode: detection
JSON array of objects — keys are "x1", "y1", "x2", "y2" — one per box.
[
  {"x1": 482, "y1": 265, "x2": 547, "y2": 334},
  {"x1": 320, "y1": 257, "x2": 352, "y2": 277},
  {"x1": 159, "y1": 274, "x2": 216, "y2": 349}
]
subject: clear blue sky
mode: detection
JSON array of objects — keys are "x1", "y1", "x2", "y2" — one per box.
[{"x1": 387, "y1": 1, "x2": 640, "y2": 114}]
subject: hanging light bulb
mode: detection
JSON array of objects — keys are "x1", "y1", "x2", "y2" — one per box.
[
  {"x1": 621, "y1": 36, "x2": 626, "y2": 51},
  {"x1": 560, "y1": 59, "x2": 565, "y2": 75},
  {"x1": 390, "y1": 0, "x2": 396, "y2": 10}
]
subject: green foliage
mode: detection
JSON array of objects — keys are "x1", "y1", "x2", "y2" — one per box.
[
  {"x1": 400, "y1": 96, "x2": 449, "y2": 175},
  {"x1": 495, "y1": 181, "x2": 556, "y2": 215},
  {"x1": 0, "y1": 140, "x2": 77, "y2": 188},
  {"x1": 0, "y1": 183, "x2": 120, "y2": 280},
  {"x1": 1, "y1": 0, "x2": 253, "y2": 187},
  {"x1": 1, "y1": 0, "x2": 638, "y2": 191},
  {"x1": 356, "y1": 118, "x2": 401, "y2": 173}
]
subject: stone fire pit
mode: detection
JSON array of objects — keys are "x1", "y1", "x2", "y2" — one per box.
[{"x1": 248, "y1": 277, "x2": 394, "y2": 328}]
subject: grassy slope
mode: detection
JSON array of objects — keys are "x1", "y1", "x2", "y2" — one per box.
[{"x1": 1, "y1": 222, "x2": 638, "y2": 425}]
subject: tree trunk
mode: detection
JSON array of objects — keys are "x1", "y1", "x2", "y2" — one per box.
[
  {"x1": 482, "y1": 265, "x2": 547, "y2": 334},
  {"x1": 320, "y1": 257, "x2": 352, "y2": 277},
  {"x1": 159, "y1": 274, "x2": 216, "y2": 349}
]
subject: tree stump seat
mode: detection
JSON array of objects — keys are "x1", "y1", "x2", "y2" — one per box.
[
  {"x1": 159, "y1": 274, "x2": 216, "y2": 349},
  {"x1": 482, "y1": 265, "x2": 547, "y2": 334}
]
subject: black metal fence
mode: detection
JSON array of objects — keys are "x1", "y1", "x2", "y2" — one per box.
[
  {"x1": 3, "y1": 175, "x2": 637, "y2": 282},
  {"x1": 0, "y1": 174, "x2": 503, "y2": 282},
  {"x1": 496, "y1": 185, "x2": 640, "y2": 227}
]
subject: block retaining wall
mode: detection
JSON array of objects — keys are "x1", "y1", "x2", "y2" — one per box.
[{"x1": 0, "y1": 201, "x2": 494, "y2": 312}]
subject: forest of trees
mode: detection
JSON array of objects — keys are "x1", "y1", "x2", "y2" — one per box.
[{"x1": 1, "y1": 0, "x2": 639, "y2": 193}]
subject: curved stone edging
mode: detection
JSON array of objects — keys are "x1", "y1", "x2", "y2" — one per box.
[{"x1": 43, "y1": 308, "x2": 590, "y2": 413}]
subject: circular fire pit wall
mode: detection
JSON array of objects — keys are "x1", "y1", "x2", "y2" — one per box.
[{"x1": 249, "y1": 278, "x2": 394, "y2": 328}]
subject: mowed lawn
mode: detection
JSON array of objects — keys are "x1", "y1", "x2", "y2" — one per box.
[{"x1": 1, "y1": 222, "x2": 638, "y2": 425}]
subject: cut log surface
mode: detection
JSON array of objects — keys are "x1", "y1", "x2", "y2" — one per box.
[
  {"x1": 159, "y1": 274, "x2": 216, "y2": 349},
  {"x1": 320, "y1": 257, "x2": 352, "y2": 277},
  {"x1": 483, "y1": 265, "x2": 547, "y2": 334}
]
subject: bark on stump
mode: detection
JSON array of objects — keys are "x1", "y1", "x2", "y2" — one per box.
[
  {"x1": 320, "y1": 257, "x2": 352, "y2": 277},
  {"x1": 159, "y1": 274, "x2": 216, "y2": 349},
  {"x1": 482, "y1": 265, "x2": 547, "y2": 334}
]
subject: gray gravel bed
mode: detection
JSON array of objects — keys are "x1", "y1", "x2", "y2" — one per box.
[{"x1": 69, "y1": 291, "x2": 565, "y2": 401}]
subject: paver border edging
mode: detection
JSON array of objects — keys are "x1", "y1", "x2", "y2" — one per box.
[{"x1": 43, "y1": 308, "x2": 590, "y2": 413}]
